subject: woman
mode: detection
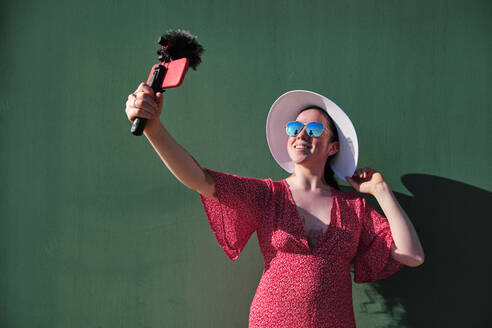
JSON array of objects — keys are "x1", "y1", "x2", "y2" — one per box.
[{"x1": 125, "y1": 84, "x2": 425, "y2": 327}]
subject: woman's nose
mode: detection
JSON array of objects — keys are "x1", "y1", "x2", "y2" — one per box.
[{"x1": 296, "y1": 126, "x2": 311, "y2": 140}]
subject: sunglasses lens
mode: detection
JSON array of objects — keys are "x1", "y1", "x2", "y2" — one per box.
[
  {"x1": 306, "y1": 122, "x2": 324, "y2": 137},
  {"x1": 286, "y1": 121, "x2": 303, "y2": 136}
]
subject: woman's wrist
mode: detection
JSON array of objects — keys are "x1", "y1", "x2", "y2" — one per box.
[
  {"x1": 371, "y1": 181, "x2": 392, "y2": 200},
  {"x1": 144, "y1": 119, "x2": 163, "y2": 136}
]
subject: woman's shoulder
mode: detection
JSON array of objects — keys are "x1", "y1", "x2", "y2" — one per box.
[{"x1": 205, "y1": 168, "x2": 274, "y2": 183}]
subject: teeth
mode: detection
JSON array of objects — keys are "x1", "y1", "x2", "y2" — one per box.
[{"x1": 295, "y1": 145, "x2": 309, "y2": 149}]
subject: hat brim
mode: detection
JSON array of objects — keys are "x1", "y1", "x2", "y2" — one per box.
[{"x1": 266, "y1": 90, "x2": 358, "y2": 182}]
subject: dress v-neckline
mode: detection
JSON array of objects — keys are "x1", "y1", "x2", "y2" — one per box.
[{"x1": 282, "y1": 179, "x2": 337, "y2": 253}]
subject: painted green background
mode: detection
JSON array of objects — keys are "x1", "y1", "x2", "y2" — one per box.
[{"x1": 1, "y1": 0, "x2": 491, "y2": 327}]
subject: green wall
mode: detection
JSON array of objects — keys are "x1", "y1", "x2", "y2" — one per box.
[{"x1": 1, "y1": 0, "x2": 491, "y2": 327}]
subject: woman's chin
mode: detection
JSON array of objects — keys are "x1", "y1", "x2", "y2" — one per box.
[
  {"x1": 288, "y1": 154, "x2": 311, "y2": 164},
  {"x1": 288, "y1": 153, "x2": 327, "y2": 168}
]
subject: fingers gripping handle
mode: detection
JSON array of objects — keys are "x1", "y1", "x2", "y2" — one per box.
[{"x1": 130, "y1": 65, "x2": 167, "y2": 136}]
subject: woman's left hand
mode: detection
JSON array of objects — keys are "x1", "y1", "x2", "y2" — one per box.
[{"x1": 346, "y1": 167, "x2": 385, "y2": 195}]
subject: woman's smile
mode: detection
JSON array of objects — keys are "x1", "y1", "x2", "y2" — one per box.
[{"x1": 294, "y1": 143, "x2": 312, "y2": 150}]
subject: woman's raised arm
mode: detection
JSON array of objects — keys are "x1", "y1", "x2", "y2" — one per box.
[{"x1": 125, "y1": 82, "x2": 217, "y2": 200}]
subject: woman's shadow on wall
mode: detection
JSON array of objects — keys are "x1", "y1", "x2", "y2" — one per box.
[{"x1": 341, "y1": 174, "x2": 492, "y2": 328}]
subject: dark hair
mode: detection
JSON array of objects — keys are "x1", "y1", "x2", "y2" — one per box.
[{"x1": 298, "y1": 106, "x2": 340, "y2": 190}]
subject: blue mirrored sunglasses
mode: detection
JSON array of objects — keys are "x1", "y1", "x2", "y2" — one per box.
[{"x1": 286, "y1": 121, "x2": 326, "y2": 137}]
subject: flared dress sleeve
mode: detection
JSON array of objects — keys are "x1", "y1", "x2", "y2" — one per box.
[
  {"x1": 353, "y1": 197, "x2": 404, "y2": 283},
  {"x1": 199, "y1": 168, "x2": 272, "y2": 262}
]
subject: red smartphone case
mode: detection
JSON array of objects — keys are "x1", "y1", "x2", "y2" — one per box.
[{"x1": 146, "y1": 57, "x2": 189, "y2": 89}]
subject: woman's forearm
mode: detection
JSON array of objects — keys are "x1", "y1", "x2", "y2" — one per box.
[
  {"x1": 143, "y1": 120, "x2": 214, "y2": 196},
  {"x1": 373, "y1": 182, "x2": 425, "y2": 267}
]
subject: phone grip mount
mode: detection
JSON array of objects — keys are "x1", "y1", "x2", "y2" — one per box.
[{"x1": 131, "y1": 30, "x2": 204, "y2": 136}]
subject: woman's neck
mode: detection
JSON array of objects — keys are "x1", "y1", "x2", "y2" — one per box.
[{"x1": 287, "y1": 166, "x2": 330, "y2": 192}]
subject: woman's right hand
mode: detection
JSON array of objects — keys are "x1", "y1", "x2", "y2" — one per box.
[{"x1": 125, "y1": 82, "x2": 164, "y2": 129}]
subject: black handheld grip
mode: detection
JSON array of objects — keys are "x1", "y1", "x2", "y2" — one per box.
[{"x1": 130, "y1": 65, "x2": 167, "y2": 136}]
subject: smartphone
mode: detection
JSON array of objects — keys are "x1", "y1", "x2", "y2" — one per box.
[{"x1": 146, "y1": 57, "x2": 189, "y2": 90}]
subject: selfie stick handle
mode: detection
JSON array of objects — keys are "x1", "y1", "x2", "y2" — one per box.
[{"x1": 130, "y1": 64, "x2": 167, "y2": 136}]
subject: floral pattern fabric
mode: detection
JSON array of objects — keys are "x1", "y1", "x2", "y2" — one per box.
[{"x1": 199, "y1": 168, "x2": 403, "y2": 328}]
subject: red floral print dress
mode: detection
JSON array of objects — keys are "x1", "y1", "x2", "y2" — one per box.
[{"x1": 199, "y1": 169, "x2": 403, "y2": 328}]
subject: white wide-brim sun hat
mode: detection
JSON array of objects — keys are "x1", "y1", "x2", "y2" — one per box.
[{"x1": 266, "y1": 90, "x2": 359, "y2": 182}]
